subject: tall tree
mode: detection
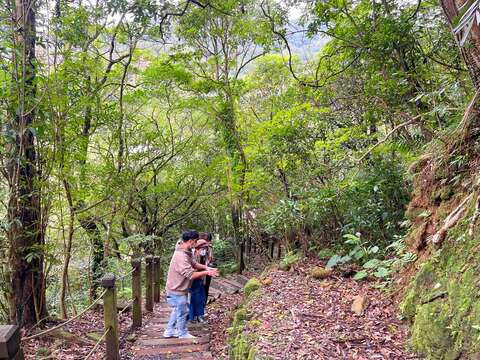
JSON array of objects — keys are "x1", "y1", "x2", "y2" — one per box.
[
  {"x1": 7, "y1": 0, "x2": 47, "y2": 326},
  {"x1": 174, "y1": 0, "x2": 276, "y2": 271}
]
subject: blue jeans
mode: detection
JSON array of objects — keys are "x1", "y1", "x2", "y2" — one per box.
[{"x1": 165, "y1": 293, "x2": 189, "y2": 336}]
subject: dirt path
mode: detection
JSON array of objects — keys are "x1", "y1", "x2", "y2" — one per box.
[{"x1": 209, "y1": 258, "x2": 418, "y2": 360}]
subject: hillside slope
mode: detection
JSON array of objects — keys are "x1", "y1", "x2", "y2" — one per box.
[{"x1": 400, "y1": 143, "x2": 480, "y2": 359}]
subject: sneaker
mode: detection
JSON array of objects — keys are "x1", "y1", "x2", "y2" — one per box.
[
  {"x1": 178, "y1": 333, "x2": 196, "y2": 339},
  {"x1": 163, "y1": 330, "x2": 178, "y2": 338},
  {"x1": 197, "y1": 316, "x2": 206, "y2": 323}
]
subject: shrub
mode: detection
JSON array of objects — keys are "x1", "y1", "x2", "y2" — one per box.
[{"x1": 244, "y1": 277, "x2": 261, "y2": 297}]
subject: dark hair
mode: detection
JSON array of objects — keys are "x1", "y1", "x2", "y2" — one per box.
[
  {"x1": 182, "y1": 230, "x2": 199, "y2": 242},
  {"x1": 199, "y1": 232, "x2": 212, "y2": 241}
]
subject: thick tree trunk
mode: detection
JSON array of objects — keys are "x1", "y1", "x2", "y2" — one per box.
[
  {"x1": 7, "y1": 0, "x2": 47, "y2": 327},
  {"x1": 441, "y1": 0, "x2": 480, "y2": 90},
  {"x1": 218, "y1": 98, "x2": 247, "y2": 273}
]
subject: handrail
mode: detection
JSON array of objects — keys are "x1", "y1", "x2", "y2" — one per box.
[
  {"x1": 117, "y1": 267, "x2": 136, "y2": 280},
  {"x1": 118, "y1": 299, "x2": 134, "y2": 316},
  {"x1": 22, "y1": 289, "x2": 108, "y2": 341},
  {"x1": 13, "y1": 254, "x2": 162, "y2": 360},
  {"x1": 84, "y1": 327, "x2": 110, "y2": 360}
]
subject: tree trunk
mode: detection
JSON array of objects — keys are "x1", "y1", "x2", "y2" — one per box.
[
  {"x1": 441, "y1": 0, "x2": 480, "y2": 90},
  {"x1": 7, "y1": 0, "x2": 47, "y2": 327},
  {"x1": 218, "y1": 98, "x2": 247, "y2": 273},
  {"x1": 59, "y1": 180, "x2": 75, "y2": 319},
  {"x1": 80, "y1": 218, "x2": 104, "y2": 300}
]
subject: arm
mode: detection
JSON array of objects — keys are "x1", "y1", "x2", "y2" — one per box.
[
  {"x1": 191, "y1": 270, "x2": 209, "y2": 279},
  {"x1": 193, "y1": 262, "x2": 208, "y2": 270}
]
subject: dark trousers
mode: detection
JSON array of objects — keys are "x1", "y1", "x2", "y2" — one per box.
[{"x1": 204, "y1": 275, "x2": 212, "y2": 305}]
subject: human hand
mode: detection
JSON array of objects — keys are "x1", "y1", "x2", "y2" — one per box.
[{"x1": 207, "y1": 269, "x2": 219, "y2": 277}]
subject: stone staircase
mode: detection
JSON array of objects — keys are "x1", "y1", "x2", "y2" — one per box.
[{"x1": 132, "y1": 274, "x2": 249, "y2": 359}]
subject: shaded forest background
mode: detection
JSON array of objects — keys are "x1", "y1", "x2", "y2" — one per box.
[{"x1": 2, "y1": 0, "x2": 480, "y2": 357}]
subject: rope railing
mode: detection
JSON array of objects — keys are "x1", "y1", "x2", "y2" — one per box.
[
  {"x1": 22, "y1": 289, "x2": 108, "y2": 341},
  {"x1": 84, "y1": 327, "x2": 110, "y2": 360},
  {"x1": 117, "y1": 267, "x2": 136, "y2": 281},
  {"x1": 1, "y1": 254, "x2": 164, "y2": 360},
  {"x1": 118, "y1": 299, "x2": 134, "y2": 316}
]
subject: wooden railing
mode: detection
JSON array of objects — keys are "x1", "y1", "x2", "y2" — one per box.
[{"x1": 0, "y1": 255, "x2": 163, "y2": 360}]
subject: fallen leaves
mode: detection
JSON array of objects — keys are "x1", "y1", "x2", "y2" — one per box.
[{"x1": 215, "y1": 258, "x2": 418, "y2": 360}]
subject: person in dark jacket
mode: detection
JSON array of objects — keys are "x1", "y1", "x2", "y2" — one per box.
[
  {"x1": 188, "y1": 239, "x2": 209, "y2": 322},
  {"x1": 200, "y1": 232, "x2": 214, "y2": 306}
]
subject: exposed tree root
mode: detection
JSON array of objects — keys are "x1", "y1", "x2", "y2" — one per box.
[{"x1": 431, "y1": 192, "x2": 474, "y2": 245}]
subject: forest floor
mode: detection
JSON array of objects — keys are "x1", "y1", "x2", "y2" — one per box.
[
  {"x1": 22, "y1": 303, "x2": 137, "y2": 359},
  {"x1": 22, "y1": 257, "x2": 417, "y2": 359},
  {"x1": 208, "y1": 257, "x2": 419, "y2": 360}
]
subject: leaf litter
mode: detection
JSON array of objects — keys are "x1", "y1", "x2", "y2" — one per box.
[{"x1": 209, "y1": 258, "x2": 418, "y2": 360}]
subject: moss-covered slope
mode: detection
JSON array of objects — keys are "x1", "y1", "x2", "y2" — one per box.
[
  {"x1": 401, "y1": 218, "x2": 480, "y2": 359},
  {"x1": 401, "y1": 145, "x2": 480, "y2": 359}
]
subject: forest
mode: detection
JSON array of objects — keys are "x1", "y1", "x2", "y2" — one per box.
[{"x1": 1, "y1": 0, "x2": 480, "y2": 359}]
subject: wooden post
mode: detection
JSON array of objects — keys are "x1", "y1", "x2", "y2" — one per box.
[
  {"x1": 131, "y1": 258, "x2": 142, "y2": 328},
  {"x1": 145, "y1": 255, "x2": 154, "y2": 312},
  {"x1": 102, "y1": 274, "x2": 119, "y2": 360},
  {"x1": 0, "y1": 325, "x2": 23, "y2": 360},
  {"x1": 153, "y1": 256, "x2": 160, "y2": 303}
]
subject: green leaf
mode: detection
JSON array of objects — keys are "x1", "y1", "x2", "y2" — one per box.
[
  {"x1": 369, "y1": 246, "x2": 379, "y2": 254},
  {"x1": 363, "y1": 258, "x2": 381, "y2": 269},
  {"x1": 353, "y1": 270, "x2": 368, "y2": 280},
  {"x1": 373, "y1": 267, "x2": 391, "y2": 278},
  {"x1": 326, "y1": 254, "x2": 342, "y2": 269}
]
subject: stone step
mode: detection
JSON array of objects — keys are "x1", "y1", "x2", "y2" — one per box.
[
  {"x1": 136, "y1": 335, "x2": 209, "y2": 347},
  {"x1": 210, "y1": 279, "x2": 239, "y2": 294},
  {"x1": 134, "y1": 343, "x2": 209, "y2": 356},
  {"x1": 221, "y1": 277, "x2": 245, "y2": 290},
  {"x1": 140, "y1": 327, "x2": 207, "y2": 338},
  {"x1": 234, "y1": 274, "x2": 250, "y2": 285},
  {"x1": 137, "y1": 351, "x2": 214, "y2": 360},
  {"x1": 144, "y1": 322, "x2": 208, "y2": 331},
  {"x1": 134, "y1": 276, "x2": 243, "y2": 360}
]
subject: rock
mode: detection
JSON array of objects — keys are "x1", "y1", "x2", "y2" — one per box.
[
  {"x1": 262, "y1": 278, "x2": 272, "y2": 285},
  {"x1": 309, "y1": 266, "x2": 332, "y2": 279},
  {"x1": 351, "y1": 295, "x2": 368, "y2": 315},
  {"x1": 127, "y1": 333, "x2": 137, "y2": 342}
]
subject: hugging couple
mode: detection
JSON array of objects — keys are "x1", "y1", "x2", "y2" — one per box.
[{"x1": 163, "y1": 230, "x2": 219, "y2": 339}]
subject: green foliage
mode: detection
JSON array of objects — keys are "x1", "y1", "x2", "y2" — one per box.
[
  {"x1": 327, "y1": 233, "x2": 416, "y2": 281},
  {"x1": 279, "y1": 251, "x2": 302, "y2": 271},
  {"x1": 0, "y1": 0, "x2": 472, "y2": 347},
  {"x1": 244, "y1": 277, "x2": 262, "y2": 298}
]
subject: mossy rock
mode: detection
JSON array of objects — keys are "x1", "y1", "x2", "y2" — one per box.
[
  {"x1": 309, "y1": 266, "x2": 332, "y2": 279},
  {"x1": 244, "y1": 277, "x2": 261, "y2": 297},
  {"x1": 279, "y1": 251, "x2": 302, "y2": 271},
  {"x1": 411, "y1": 301, "x2": 456, "y2": 358}
]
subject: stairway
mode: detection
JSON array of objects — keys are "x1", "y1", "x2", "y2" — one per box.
[{"x1": 132, "y1": 275, "x2": 249, "y2": 359}]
